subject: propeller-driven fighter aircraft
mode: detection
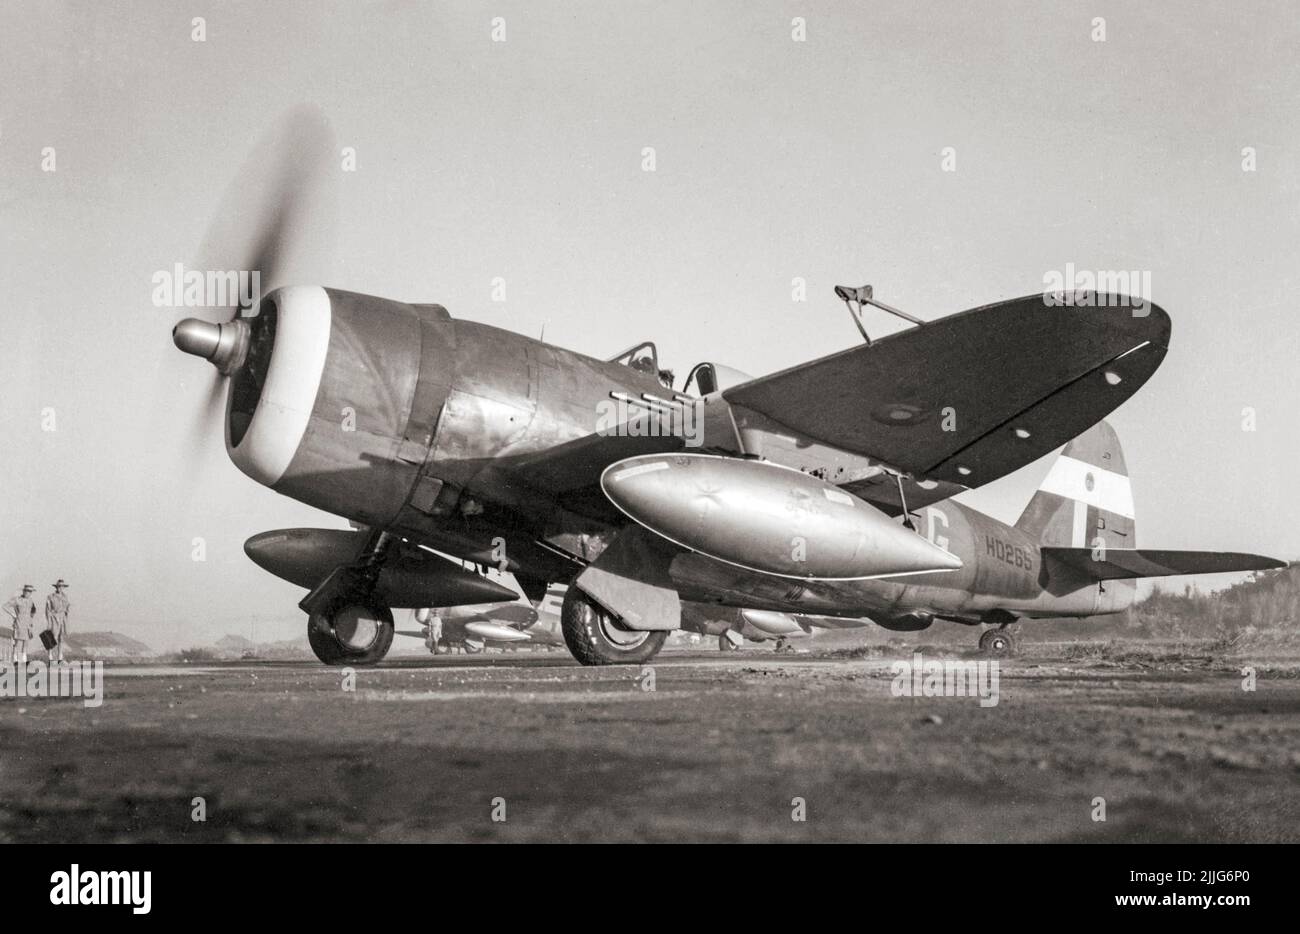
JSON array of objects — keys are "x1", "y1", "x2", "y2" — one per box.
[{"x1": 175, "y1": 113, "x2": 1284, "y2": 666}]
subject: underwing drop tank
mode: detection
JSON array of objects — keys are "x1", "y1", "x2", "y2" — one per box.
[
  {"x1": 600, "y1": 454, "x2": 962, "y2": 580},
  {"x1": 243, "y1": 528, "x2": 516, "y2": 608}
]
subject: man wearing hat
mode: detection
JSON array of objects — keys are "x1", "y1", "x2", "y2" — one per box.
[
  {"x1": 45, "y1": 579, "x2": 70, "y2": 663},
  {"x1": 3, "y1": 585, "x2": 39, "y2": 663}
]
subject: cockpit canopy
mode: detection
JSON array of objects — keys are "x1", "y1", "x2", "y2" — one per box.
[
  {"x1": 608, "y1": 342, "x2": 752, "y2": 396},
  {"x1": 609, "y1": 341, "x2": 659, "y2": 376},
  {"x1": 609, "y1": 341, "x2": 675, "y2": 388},
  {"x1": 682, "y1": 361, "x2": 753, "y2": 396}
]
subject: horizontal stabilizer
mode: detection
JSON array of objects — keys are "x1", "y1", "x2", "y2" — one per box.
[{"x1": 1044, "y1": 547, "x2": 1286, "y2": 581}]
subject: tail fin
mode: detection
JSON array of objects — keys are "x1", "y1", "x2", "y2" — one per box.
[{"x1": 1015, "y1": 420, "x2": 1135, "y2": 547}]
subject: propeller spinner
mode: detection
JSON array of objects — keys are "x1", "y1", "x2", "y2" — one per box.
[{"x1": 172, "y1": 317, "x2": 249, "y2": 374}]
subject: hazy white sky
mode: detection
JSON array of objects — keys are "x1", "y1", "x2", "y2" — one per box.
[{"x1": 3, "y1": 1, "x2": 1298, "y2": 650}]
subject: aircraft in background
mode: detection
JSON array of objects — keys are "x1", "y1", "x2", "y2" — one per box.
[
  {"x1": 397, "y1": 579, "x2": 567, "y2": 654},
  {"x1": 400, "y1": 577, "x2": 824, "y2": 655},
  {"x1": 184, "y1": 111, "x2": 1285, "y2": 667}
]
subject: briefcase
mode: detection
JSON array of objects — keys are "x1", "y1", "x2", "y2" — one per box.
[{"x1": 39, "y1": 630, "x2": 57, "y2": 651}]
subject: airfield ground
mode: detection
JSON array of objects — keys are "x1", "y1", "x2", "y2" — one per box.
[{"x1": 1, "y1": 639, "x2": 1297, "y2": 842}]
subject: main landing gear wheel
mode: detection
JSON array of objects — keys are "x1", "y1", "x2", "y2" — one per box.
[
  {"x1": 308, "y1": 598, "x2": 395, "y2": 666},
  {"x1": 978, "y1": 628, "x2": 1018, "y2": 657},
  {"x1": 560, "y1": 588, "x2": 667, "y2": 666},
  {"x1": 718, "y1": 634, "x2": 739, "y2": 652}
]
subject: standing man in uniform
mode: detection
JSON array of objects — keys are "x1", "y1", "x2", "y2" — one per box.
[
  {"x1": 416, "y1": 608, "x2": 444, "y2": 654},
  {"x1": 3, "y1": 585, "x2": 38, "y2": 663},
  {"x1": 45, "y1": 579, "x2": 70, "y2": 664}
]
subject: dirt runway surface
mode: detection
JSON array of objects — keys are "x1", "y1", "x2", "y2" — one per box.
[{"x1": 1, "y1": 641, "x2": 1297, "y2": 842}]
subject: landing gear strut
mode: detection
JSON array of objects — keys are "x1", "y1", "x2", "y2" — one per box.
[
  {"x1": 560, "y1": 588, "x2": 667, "y2": 666},
  {"x1": 308, "y1": 597, "x2": 395, "y2": 666},
  {"x1": 302, "y1": 530, "x2": 398, "y2": 667},
  {"x1": 978, "y1": 626, "x2": 1019, "y2": 657}
]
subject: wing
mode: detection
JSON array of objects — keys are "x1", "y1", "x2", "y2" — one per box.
[
  {"x1": 724, "y1": 293, "x2": 1170, "y2": 490},
  {"x1": 1043, "y1": 547, "x2": 1287, "y2": 581}
]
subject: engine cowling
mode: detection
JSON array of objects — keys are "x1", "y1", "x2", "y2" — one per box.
[{"x1": 224, "y1": 286, "x2": 456, "y2": 528}]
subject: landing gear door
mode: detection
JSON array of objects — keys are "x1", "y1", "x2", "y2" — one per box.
[{"x1": 573, "y1": 526, "x2": 682, "y2": 631}]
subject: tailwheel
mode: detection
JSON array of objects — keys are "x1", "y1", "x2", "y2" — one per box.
[
  {"x1": 560, "y1": 588, "x2": 667, "y2": 666},
  {"x1": 978, "y1": 627, "x2": 1018, "y2": 657},
  {"x1": 307, "y1": 597, "x2": 395, "y2": 666}
]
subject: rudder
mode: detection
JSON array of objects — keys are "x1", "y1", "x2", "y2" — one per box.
[{"x1": 1015, "y1": 420, "x2": 1135, "y2": 548}]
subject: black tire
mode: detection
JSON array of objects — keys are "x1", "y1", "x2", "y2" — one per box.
[
  {"x1": 307, "y1": 622, "x2": 346, "y2": 665},
  {"x1": 978, "y1": 628, "x2": 1017, "y2": 657},
  {"x1": 307, "y1": 599, "x2": 395, "y2": 666},
  {"x1": 561, "y1": 588, "x2": 668, "y2": 666}
]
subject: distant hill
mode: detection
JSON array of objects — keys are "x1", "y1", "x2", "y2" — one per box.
[
  {"x1": 64, "y1": 631, "x2": 156, "y2": 659},
  {"x1": 213, "y1": 634, "x2": 257, "y2": 655},
  {"x1": 199, "y1": 634, "x2": 314, "y2": 661}
]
